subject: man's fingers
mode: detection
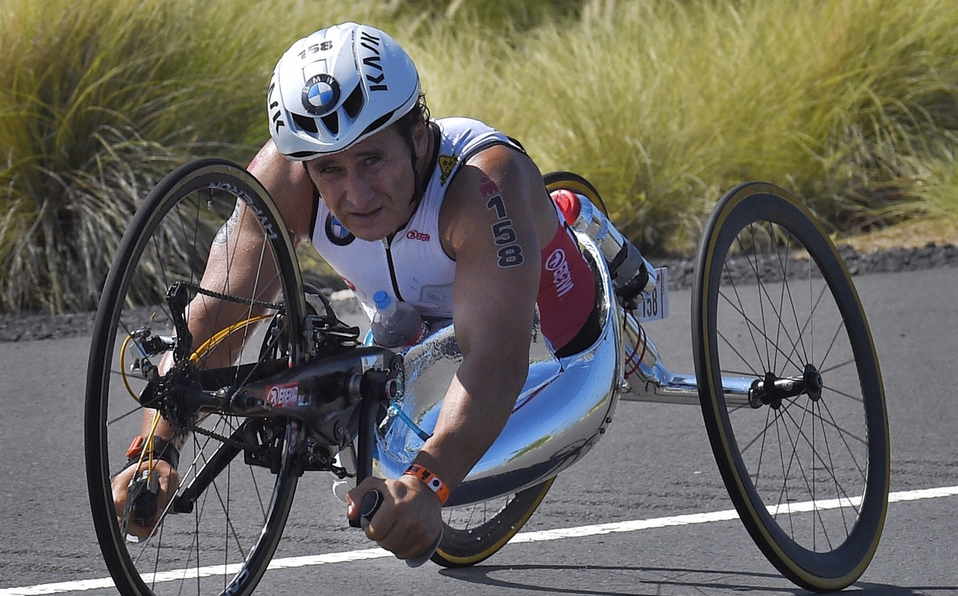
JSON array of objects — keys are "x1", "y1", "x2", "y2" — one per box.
[{"x1": 112, "y1": 462, "x2": 179, "y2": 540}]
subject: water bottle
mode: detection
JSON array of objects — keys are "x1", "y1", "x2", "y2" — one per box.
[
  {"x1": 370, "y1": 290, "x2": 428, "y2": 347},
  {"x1": 554, "y1": 189, "x2": 657, "y2": 301}
]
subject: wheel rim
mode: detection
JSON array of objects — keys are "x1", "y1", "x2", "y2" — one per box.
[
  {"x1": 85, "y1": 160, "x2": 305, "y2": 595},
  {"x1": 694, "y1": 184, "x2": 888, "y2": 590},
  {"x1": 434, "y1": 478, "x2": 555, "y2": 567}
]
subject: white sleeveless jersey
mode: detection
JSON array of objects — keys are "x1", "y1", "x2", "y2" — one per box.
[{"x1": 310, "y1": 117, "x2": 522, "y2": 319}]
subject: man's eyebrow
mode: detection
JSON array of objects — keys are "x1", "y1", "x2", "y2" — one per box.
[
  {"x1": 352, "y1": 146, "x2": 385, "y2": 158},
  {"x1": 314, "y1": 147, "x2": 383, "y2": 168}
]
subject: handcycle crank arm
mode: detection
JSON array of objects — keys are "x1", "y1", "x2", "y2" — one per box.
[
  {"x1": 148, "y1": 347, "x2": 400, "y2": 423},
  {"x1": 347, "y1": 385, "x2": 441, "y2": 569},
  {"x1": 165, "y1": 348, "x2": 401, "y2": 516},
  {"x1": 347, "y1": 378, "x2": 384, "y2": 529},
  {"x1": 136, "y1": 359, "x2": 291, "y2": 414},
  {"x1": 174, "y1": 362, "x2": 396, "y2": 516}
]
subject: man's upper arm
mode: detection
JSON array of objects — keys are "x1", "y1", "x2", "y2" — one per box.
[
  {"x1": 248, "y1": 139, "x2": 316, "y2": 244},
  {"x1": 444, "y1": 147, "x2": 544, "y2": 370}
]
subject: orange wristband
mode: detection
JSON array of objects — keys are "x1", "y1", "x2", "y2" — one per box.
[{"x1": 404, "y1": 464, "x2": 450, "y2": 505}]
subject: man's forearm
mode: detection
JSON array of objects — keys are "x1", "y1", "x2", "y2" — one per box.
[{"x1": 414, "y1": 356, "x2": 526, "y2": 490}]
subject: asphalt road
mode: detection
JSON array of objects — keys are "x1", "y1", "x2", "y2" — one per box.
[{"x1": 1, "y1": 266, "x2": 957, "y2": 595}]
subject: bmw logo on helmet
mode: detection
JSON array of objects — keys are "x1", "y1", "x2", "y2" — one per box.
[{"x1": 302, "y1": 74, "x2": 341, "y2": 116}]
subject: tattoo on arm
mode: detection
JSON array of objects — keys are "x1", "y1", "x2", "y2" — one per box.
[
  {"x1": 213, "y1": 204, "x2": 242, "y2": 245},
  {"x1": 479, "y1": 176, "x2": 525, "y2": 268}
]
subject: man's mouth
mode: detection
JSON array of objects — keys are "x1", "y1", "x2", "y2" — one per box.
[{"x1": 350, "y1": 207, "x2": 382, "y2": 222}]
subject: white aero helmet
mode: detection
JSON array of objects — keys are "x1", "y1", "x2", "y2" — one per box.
[{"x1": 267, "y1": 23, "x2": 421, "y2": 160}]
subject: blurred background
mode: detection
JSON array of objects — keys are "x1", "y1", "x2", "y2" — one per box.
[{"x1": 2, "y1": 0, "x2": 957, "y2": 315}]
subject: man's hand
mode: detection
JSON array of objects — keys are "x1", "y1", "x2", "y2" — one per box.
[
  {"x1": 112, "y1": 460, "x2": 180, "y2": 540},
  {"x1": 346, "y1": 475, "x2": 443, "y2": 562}
]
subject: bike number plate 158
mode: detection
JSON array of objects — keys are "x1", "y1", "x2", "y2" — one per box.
[{"x1": 635, "y1": 267, "x2": 669, "y2": 322}]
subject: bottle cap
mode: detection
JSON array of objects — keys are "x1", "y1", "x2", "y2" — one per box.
[{"x1": 373, "y1": 290, "x2": 391, "y2": 310}]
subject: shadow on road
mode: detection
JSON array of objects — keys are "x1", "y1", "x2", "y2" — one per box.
[{"x1": 439, "y1": 564, "x2": 948, "y2": 596}]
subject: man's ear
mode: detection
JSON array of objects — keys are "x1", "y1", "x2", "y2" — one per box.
[{"x1": 412, "y1": 116, "x2": 430, "y2": 156}]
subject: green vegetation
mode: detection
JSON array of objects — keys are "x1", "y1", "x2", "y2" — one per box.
[{"x1": 2, "y1": 0, "x2": 957, "y2": 313}]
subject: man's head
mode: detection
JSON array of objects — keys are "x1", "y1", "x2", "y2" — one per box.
[
  {"x1": 303, "y1": 115, "x2": 430, "y2": 242},
  {"x1": 268, "y1": 23, "x2": 430, "y2": 241},
  {"x1": 267, "y1": 23, "x2": 422, "y2": 160}
]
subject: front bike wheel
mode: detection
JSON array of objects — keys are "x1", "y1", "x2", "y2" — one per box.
[
  {"x1": 431, "y1": 478, "x2": 556, "y2": 567},
  {"x1": 85, "y1": 158, "x2": 308, "y2": 596},
  {"x1": 692, "y1": 182, "x2": 889, "y2": 592}
]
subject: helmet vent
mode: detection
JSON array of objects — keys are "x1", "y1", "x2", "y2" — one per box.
[
  {"x1": 321, "y1": 113, "x2": 339, "y2": 135},
  {"x1": 361, "y1": 110, "x2": 394, "y2": 138},
  {"x1": 292, "y1": 113, "x2": 318, "y2": 134},
  {"x1": 342, "y1": 85, "x2": 365, "y2": 119}
]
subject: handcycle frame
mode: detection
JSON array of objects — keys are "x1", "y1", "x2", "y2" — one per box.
[
  {"x1": 86, "y1": 159, "x2": 889, "y2": 595},
  {"x1": 138, "y1": 251, "x2": 791, "y2": 509}
]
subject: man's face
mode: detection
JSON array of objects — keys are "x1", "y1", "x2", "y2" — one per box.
[{"x1": 305, "y1": 125, "x2": 417, "y2": 242}]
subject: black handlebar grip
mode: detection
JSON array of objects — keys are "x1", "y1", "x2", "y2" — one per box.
[
  {"x1": 131, "y1": 490, "x2": 158, "y2": 527},
  {"x1": 349, "y1": 489, "x2": 382, "y2": 529}
]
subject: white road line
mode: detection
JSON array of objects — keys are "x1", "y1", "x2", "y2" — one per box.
[{"x1": 3, "y1": 485, "x2": 956, "y2": 596}]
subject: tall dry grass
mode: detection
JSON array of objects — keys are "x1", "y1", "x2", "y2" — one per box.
[
  {"x1": 2, "y1": 0, "x2": 957, "y2": 313},
  {"x1": 410, "y1": 0, "x2": 958, "y2": 252}
]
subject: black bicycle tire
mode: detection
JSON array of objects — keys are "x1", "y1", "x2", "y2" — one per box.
[
  {"x1": 84, "y1": 158, "x2": 307, "y2": 596},
  {"x1": 431, "y1": 477, "x2": 556, "y2": 567},
  {"x1": 691, "y1": 182, "x2": 890, "y2": 592}
]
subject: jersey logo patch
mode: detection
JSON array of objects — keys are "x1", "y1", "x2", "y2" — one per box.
[
  {"x1": 325, "y1": 214, "x2": 355, "y2": 246},
  {"x1": 405, "y1": 229, "x2": 431, "y2": 242},
  {"x1": 439, "y1": 154, "x2": 458, "y2": 186}
]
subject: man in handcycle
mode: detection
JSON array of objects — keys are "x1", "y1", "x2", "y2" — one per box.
[{"x1": 112, "y1": 22, "x2": 643, "y2": 564}]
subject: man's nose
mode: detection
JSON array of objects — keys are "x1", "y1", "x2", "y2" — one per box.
[{"x1": 344, "y1": 172, "x2": 376, "y2": 209}]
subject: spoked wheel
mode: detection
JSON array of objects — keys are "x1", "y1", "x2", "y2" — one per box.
[
  {"x1": 691, "y1": 182, "x2": 889, "y2": 592},
  {"x1": 85, "y1": 158, "x2": 308, "y2": 596},
  {"x1": 431, "y1": 478, "x2": 556, "y2": 567}
]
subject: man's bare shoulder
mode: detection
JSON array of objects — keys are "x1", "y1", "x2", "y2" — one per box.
[{"x1": 248, "y1": 140, "x2": 315, "y2": 240}]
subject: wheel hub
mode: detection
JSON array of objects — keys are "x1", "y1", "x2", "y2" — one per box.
[{"x1": 748, "y1": 363, "x2": 823, "y2": 409}]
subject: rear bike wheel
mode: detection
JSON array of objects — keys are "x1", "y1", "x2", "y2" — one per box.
[
  {"x1": 691, "y1": 182, "x2": 889, "y2": 592},
  {"x1": 85, "y1": 158, "x2": 308, "y2": 596},
  {"x1": 431, "y1": 478, "x2": 556, "y2": 567}
]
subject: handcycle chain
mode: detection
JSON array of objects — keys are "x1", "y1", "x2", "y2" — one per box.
[
  {"x1": 187, "y1": 422, "x2": 346, "y2": 476},
  {"x1": 180, "y1": 281, "x2": 283, "y2": 312},
  {"x1": 188, "y1": 423, "x2": 247, "y2": 451}
]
